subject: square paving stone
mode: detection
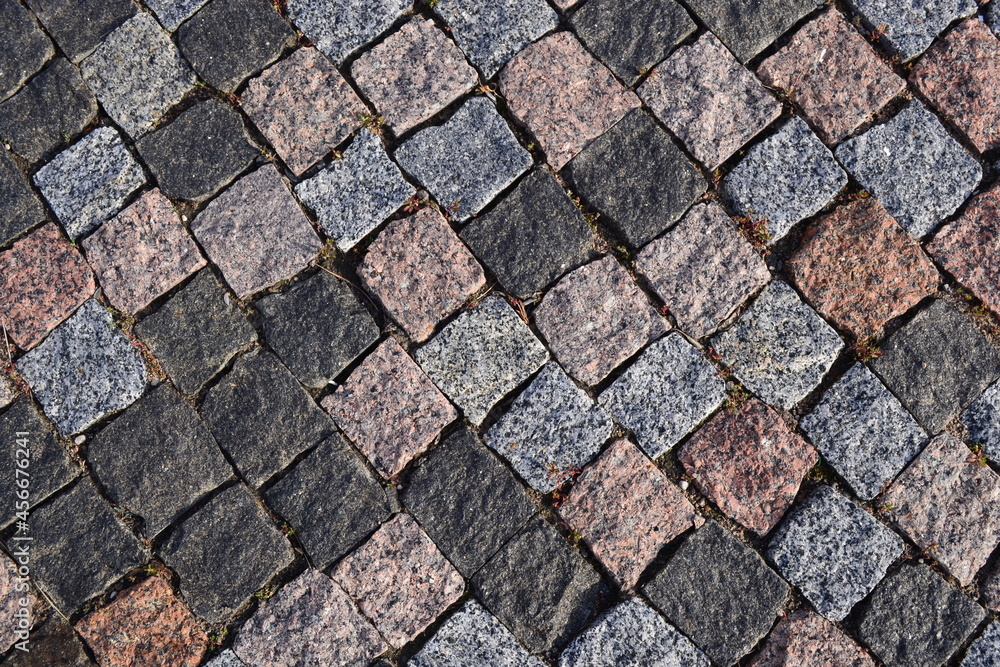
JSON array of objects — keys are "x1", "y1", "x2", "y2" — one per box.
[
  {"x1": 459, "y1": 169, "x2": 595, "y2": 299},
  {"x1": 159, "y1": 484, "x2": 295, "y2": 623},
  {"x1": 857, "y1": 563, "x2": 985, "y2": 667},
  {"x1": 410, "y1": 599, "x2": 544, "y2": 667},
  {"x1": 136, "y1": 100, "x2": 257, "y2": 204},
  {"x1": 964, "y1": 379, "x2": 1000, "y2": 462},
  {"x1": 964, "y1": 621, "x2": 1000, "y2": 667},
  {"x1": 286, "y1": 0, "x2": 411, "y2": 65},
  {"x1": 415, "y1": 295, "x2": 548, "y2": 425},
  {"x1": 534, "y1": 255, "x2": 666, "y2": 386},
  {"x1": 18, "y1": 300, "x2": 146, "y2": 435},
  {"x1": 644, "y1": 520, "x2": 788, "y2": 666},
  {"x1": 0, "y1": 0, "x2": 52, "y2": 102},
  {"x1": 5, "y1": 616, "x2": 96, "y2": 667},
  {"x1": 0, "y1": 58, "x2": 97, "y2": 164},
  {"x1": 264, "y1": 434, "x2": 393, "y2": 568},
  {"x1": 498, "y1": 32, "x2": 639, "y2": 170},
  {"x1": 323, "y1": 338, "x2": 456, "y2": 478},
  {"x1": 87, "y1": 385, "x2": 232, "y2": 538},
  {"x1": 639, "y1": 33, "x2": 782, "y2": 170},
  {"x1": 242, "y1": 47, "x2": 365, "y2": 176},
  {"x1": 80, "y1": 14, "x2": 196, "y2": 138},
  {"x1": 351, "y1": 18, "x2": 477, "y2": 135},
  {"x1": 0, "y1": 148, "x2": 45, "y2": 247},
  {"x1": 683, "y1": 0, "x2": 822, "y2": 63},
  {"x1": 145, "y1": 0, "x2": 209, "y2": 31},
  {"x1": 191, "y1": 164, "x2": 322, "y2": 297},
  {"x1": 756, "y1": 9, "x2": 905, "y2": 145},
  {"x1": 472, "y1": 515, "x2": 606, "y2": 653},
  {"x1": 801, "y1": 363, "x2": 928, "y2": 501},
  {"x1": 844, "y1": 0, "x2": 978, "y2": 61},
  {"x1": 24, "y1": 0, "x2": 134, "y2": 63},
  {"x1": 205, "y1": 650, "x2": 246, "y2": 667},
  {"x1": 294, "y1": 130, "x2": 414, "y2": 251},
  {"x1": 884, "y1": 434, "x2": 1000, "y2": 586},
  {"x1": 989, "y1": 2, "x2": 1000, "y2": 37},
  {"x1": 766, "y1": 485, "x2": 904, "y2": 622},
  {"x1": 82, "y1": 189, "x2": 206, "y2": 315},
  {"x1": 200, "y1": 349, "x2": 334, "y2": 487},
  {"x1": 722, "y1": 117, "x2": 847, "y2": 244},
  {"x1": 871, "y1": 299, "x2": 1000, "y2": 434},
  {"x1": 401, "y1": 427, "x2": 536, "y2": 577},
  {"x1": 0, "y1": 222, "x2": 95, "y2": 350},
  {"x1": 561, "y1": 438, "x2": 701, "y2": 589},
  {"x1": 33, "y1": 126, "x2": 146, "y2": 240},
  {"x1": 255, "y1": 270, "x2": 379, "y2": 389},
  {"x1": 599, "y1": 332, "x2": 726, "y2": 459},
  {"x1": 233, "y1": 568, "x2": 386, "y2": 666},
  {"x1": 710, "y1": 280, "x2": 844, "y2": 411},
  {"x1": 748, "y1": 608, "x2": 876, "y2": 667},
  {"x1": 835, "y1": 100, "x2": 982, "y2": 239},
  {"x1": 485, "y1": 361, "x2": 613, "y2": 493},
  {"x1": 359, "y1": 206, "x2": 486, "y2": 342},
  {"x1": 394, "y1": 96, "x2": 531, "y2": 222},
  {"x1": 788, "y1": 197, "x2": 939, "y2": 339},
  {"x1": 75, "y1": 576, "x2": 208, "y2": 667},
  {"x1": 637, "y1": 202, "x2": 769, "y2": 339},
  {"x1": 134, "y1": 269, "x2": 256, "y2": 396},
  {"x1": 564, "y1": 110, "x2": 705, "y2": 250},
  {"x1": 332, "y1": 513, "x2": 465, "y2": 648},
  {"x1": 680, "y1": 399, "x2": 816, "y2": 536}
]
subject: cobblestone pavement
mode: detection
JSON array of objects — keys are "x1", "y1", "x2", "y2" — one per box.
[{"x1": 2, "y1": 0, "x2": 1000, "y2": 665}]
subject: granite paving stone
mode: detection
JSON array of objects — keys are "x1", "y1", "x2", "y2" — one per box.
[
  {"x1": 394, "y1": 96, "x2": 531, "y2": 222},
  {"x1": 766, "y1": 485, "x2": 904, "y2": 622},
  {"x1": 286, "y1": 0, "x2": 411, "y2": 65},
  {"x1": 410, "y1": 599, "x2": 544, "y2": 667},
  {"x1": 498, "y1": 32, "x2": 639, "y2": 170},
  {"x1": 0, "y1": 378, "x2": 13, "y2": 409},
  {"x1": 0, "y1": 0, "x2": 53, "y2": 102},
  {"x1": 0, "y1": 555, "x2": 25, "y2": 653},
  {"x1": 964, "y1": 380, "x2": 1000, "y2": 462},
  {"x1": 989, "y1": 2, "x2": 1000, "y2": 37},
  {"x1": 835, "y1": 100, "x2": 982, "y2": 238},
  {"x1": 748, "y1": 608, "x2": 876, "y2": 667},
  {"x1": 0, "y1": 148, "x2": 46, "y2": 247},
  {"x1": 963, "y1": 621, "x2": 1000, "y2": 667},
  {"x1": 683, "y1": 0, "x2": 822, "y2": 63},
  {"x1": 843, "y1": 0, "x2": 978, "y2": 61},
  {"x1": 639, "y1": 33, "x2": 782, "y2": 170},
  {"x1": 24, "y1": 0, "x2": 134, "y2": 63},
  {"x1": 145, "y1": 0, "x2": 209, "y2": 31},
  {"x1": 5, "y1": 616, "x2": 96, "y2": 667},
  {"x1": 204, "y1": 651, "x2": 245, "y2": 667},
  {"x1": 599, "y1": 332, "x2": 726, "y2": 459}
]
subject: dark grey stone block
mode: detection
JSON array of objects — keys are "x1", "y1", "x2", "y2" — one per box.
[
  {"x1": 0, "y1": 0, "x2": 53, "y2": 102},
  {"x1": 682, "y1": 0, "x2": 823, "y2": 63},
  {"x1": 5, "y1": 616, "x2": 95, "y2": 666},
  {"x1": 0, "y1": 148, "x2": 46, "y2": 247},
  {"x1": 24, "y1": 0, "x2": 136, "y2": 63}
]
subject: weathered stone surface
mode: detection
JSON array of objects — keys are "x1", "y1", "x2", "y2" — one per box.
[
  {"x1": 25, "y1": 0, "x2": 134, "y2": 62},
  {"x1": 836, "y1": 100, "x2": 982, "y2": 238},
  {"x1": 801, "y1": 364, "x2": 927, "y2": 500},
  {"x1": 748, "y1": 608, "x2": 876, "y2": 667},
  {"x1": 286, "y1": 0, "x2": 411, "y2": 64},
  {"x1": 395, "y1": 96, "x2": 531, "y2": 222},
  {"x1": 411, "y1": 599, "x2": 544, "y2": 667},
  {"x1": 0, "y1": 0, "x2": 52, "y2": 102},
  {"x1": 767, "y1": 486, "x2": 903, "y2": 622},
  {"x1": 599, "y1": 333, "x2": 726, "y2": 459},
  {"x1": 323, "y1": 338, "x2": 456, "y2": 478},
  {"x1": 145, "y1": 0, "x2": 209, "y2": 31},
  {"x1": 486, "y1": 361, "x2": 613, "y2": 493},
  {"x1": 204, "y1": 650, "x2": 245, "y2": 667},
  {"x1": 981, "y1": 560, "x2": 1000, "y2": 609},
  {"x1": 0, "y1": 148, "x2": 45, "y2": 246},
  {"x1": 989, "y1": 2, "x2": 1000, "y2": 37},
  {"x1": 639, "y1": 33, "x2": 782, "y2": 170},
  {"x1": 964, "y1": 621, "x2": 1000, "y2": 667},
  {"x1": 0, "y1": 377, "x2": 13, "y2": 409},
  {"x1": 683, "y1": 0, "x2": 822, "y2": 63},
  {"x1": 5, "y1": 616, "x2": 95, "y2": 667},
  {"x1": 82, "y1": 189, "x2": 206, "y2": 315},
  {"x1": 843, "y1": 0, "x2": 978, "y2": 61},
  {"x1": 0, "y1": 554, "x2": 29, "y2": 651},
  {"x1": 964, "y1": 379, "x2": 1000, "y2": 462}
]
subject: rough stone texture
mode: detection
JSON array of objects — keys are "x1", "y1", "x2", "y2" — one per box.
[
  {"x1": 204, "y1": 651, "x2": 245, "y2": 667},
  {"x1": 857, "y1": 564, "x2": 986, "y2": 667},
  {"x1": 0, "y1": 0, "x2": 52, "y2": 102},
  {"x1": 323, "y1": 338, "x2": 456, "y2": 478},
  {"x1": 485, "y1": 361, "x2": 613, "y2": 493},
  {"x1": 136, "y1": 100, "x2": 257, "y2": 204},
  {"x1": 242, "y1": 47, "x2": 365, "y2": 175},
  {"x1": 0, "y1": 222, "x2": 95, "y2": 350},
  {"x1": 331, "y1": 513, "x2": 465, "y2": 648},
  {"x1": 644, "y1": 520, "x2": 788, "y2": 667},
  {"x1": 233, "y1": 568, "x2": 386, "y2": 666},
  {"x1": 965, "y1": 379, "x2": 1000, "y2": 462},
  {"x1": 989, "y1": 2, "x2": 1000, "y2": 37},
  {"x1": 76, "y1": 576, "x2": 208, "y2": 667},
  {"x1": 983, "y1": 559, "x2": 1000, "y2": 611},
  {"x1": 757, "y1": 9, "x2": 905, "y2": 145},
  {"x1": 33, "y1": 126, "x2": 146, "y2": 240},
  {"x1": 499, "y1": 32, "x2": 639, "y2": 170},
  {"x1": 561, "y1": 438, "x2": 701, "y2": 589},
  {"x1": 394, "y1": 96, "x2": 531, "y2": 222},
  {"x1": 286, "y1": 0, "x2": 411, "y2": 65},
  {"x1": 80, "y1": 14, "x2": 196, "y2": 138},
  {"x1": 87, "y1": 385, "x2": 232, "y2": 538},
  {"x1": 683, "y1": 0, "x2": 822, "y2": 63},
  {"x1": 145, "y1": 0, "x2": 209, "y2": 31},
  {"x1": 360, "y1": 206, "x2": 486, "y2": 342},
  {"x1": 0, "y1": 556, "x2": 26, "y2": 653},
  {"x1": 410, "y1": 599, "x2": 544, "y2": 667},
  {"x1": 294, "y1": 130, "x2": 414, "y2": 250},
  {"x1": 134, "y1": 269, "x2": 256, "y2": 396},
  {"x1": 599, "y1": 333, "x2": 726, "y2": 459},
  {"x1": 844, "y1": 0, "x2": 978, "y2": 61},
  {"x1": 24, "y1": 0, "x2": 135, "y2": 63},
  {"x1": 801, "y1": 364, "x2": 927, "y2": 500},
  {"x1": 0, "y1": 148, "x2": 46, "y2": 247},
  {"x1": 5, "y1": 616, "x2": 95, "y2": 667},
  {"x1": 722, "y1": 117, "x2": 847, "y2": 244},
  {"x1": 534, "y1": 255, "x2": 666, "y2": 386},
  {"x1": 639, "y1": 33, "x2": 782, "y2": 170},
  {"x1": 637, "y1": 202, "x2": 769, "y2": 339},
  {"x1": 82, "y1": 189, "x2": 206, "y2": 315},
  {"x1": 930, "y1": 185, "x2": 1000, "y2": 316},
  {"x1": 767, "y1": 486, "x2": 904, "y2": 622},
  {"x1": 836, "y1": 100, "x2": 982, "y2": 239},
  {"x1": 871, "y1": 299, "x2": 1000, "y2": 434},
  {"x1": 415, "y1": 295, "x2": 548, "y2": 425},
  {"x1": 710, "y1": 280, "x2": 844, "y2": 411},
  {"x1": 748, "y1": 608, "x2": 876, "y2": 667},
  {"x1": 18, "y1": 300, "x2": 146, "y2": 435},
  {"x1": 192, "y1": 164, "x2": 321, "y2": 297},
  {"x1": 963, "y1": 621, "x2": 1000, "y2": 667},
  {"x1": 255, "y1": 270, "x2": 379, "y2": 388},
  {"x1": 0, "y1": 378, "x2": 13, "y2": 409},
  {"x1": 200, "y1": 349, "x2": 334, "y2": 487},
  {"x1": 472, "y1": 516, "x2": 606, "y2": 654}
]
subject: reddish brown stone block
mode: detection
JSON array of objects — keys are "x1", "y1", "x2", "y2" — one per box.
[{"x1": 749, "y1": 608, "x2": 875, "y2": 667}]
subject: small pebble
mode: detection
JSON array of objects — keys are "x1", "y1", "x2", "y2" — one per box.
[
  {"x1": 74, "y1": 434, "x2": 86, "y2": 445},
  {"x1": 680, "y1": 480, "x2": 690, "y2": 491}
]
